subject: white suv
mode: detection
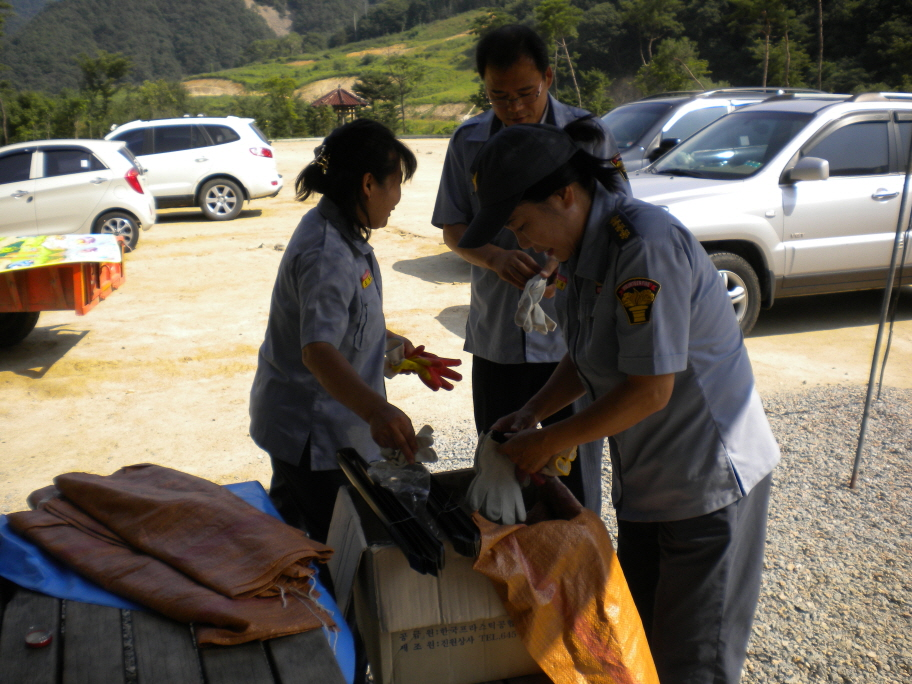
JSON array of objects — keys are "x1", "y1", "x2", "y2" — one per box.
[
  {"x1": 629, "y1": 92, "x2": 912, "y2": 334},
  {"x1": 0, "y1": 139, "x2": 156, "y2": 251},
  {"x1": 105, "y1": 116, "x2": 283, "y2": 221}
]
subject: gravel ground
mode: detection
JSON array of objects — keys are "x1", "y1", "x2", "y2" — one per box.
[{"x1": 429, "y1": 384, "x2": 912, "y2": 683}]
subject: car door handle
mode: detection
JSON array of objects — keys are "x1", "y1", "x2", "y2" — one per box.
[
  {"x1": 90, "y1": 177, "x2": 108, "y2": 184},
  {"x1": 10, "y1": 190, "x2": 29, "y2": 198},
  {"x1": 195, "y1": 157, "x2": 208, "y2": 163},
  {"x1": 872, "y1": 189, "x2": 899, "y2": 200}
]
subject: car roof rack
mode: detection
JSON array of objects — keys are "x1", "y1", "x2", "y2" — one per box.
[
  {"x1": 851, "y1": 92, "x2": 912, "y2": 102},
  {"x1": 641, "y1": 87, "x2": 826, "y2": 101}
]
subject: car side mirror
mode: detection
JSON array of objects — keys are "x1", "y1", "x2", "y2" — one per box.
[
  {"x1": 786, "y1": 156, "x2": 829, "y2": 182},
  {"x1": 647, "y1": 138, "x2": 681, "y2": 163}
]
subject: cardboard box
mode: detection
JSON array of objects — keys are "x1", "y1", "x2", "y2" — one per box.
[{"x1": 327, "y1": 471, "x2": 540, "y2": 684}]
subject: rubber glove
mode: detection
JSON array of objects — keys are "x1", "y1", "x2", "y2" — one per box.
[
  {"x1": 515, "y1": 275, "x2": 557, "y2": 335},
  {"x1": 380, "y1": 424, "x2": 437, "y2": 467},
  {"x1": 396, "y1": 346, "x2": 463, "y2": 391},
  {"x1": 540, "y1": 445, "x2": 578, "y2": 477},
  {"x1": 465, "y1": 431, "x2": 526, "y2": 525}
]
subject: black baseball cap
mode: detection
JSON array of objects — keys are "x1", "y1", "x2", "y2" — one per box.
[{"x1": 459, "y1": 124, "x2": 581, "y2": 249}]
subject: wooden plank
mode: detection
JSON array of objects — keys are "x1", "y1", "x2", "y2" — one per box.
[
  {"x1": 131, "y1": 610, "x2": 202, "y2": 684},
  {"x1": 200, "y1": 641, "x2": 274, "y2": 684},
  {"x1": 0, "y1": 588, "x2": 60, "y2": 684},
  {"x1": 62, "y1": 601, "x2": 125, "y2": 684},
  {"x1": 266, "y1": 629, "x2": 346, "y2": 684}
]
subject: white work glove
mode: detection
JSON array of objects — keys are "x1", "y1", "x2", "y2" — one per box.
[
  {"x1": 515, "y1": 276, "x2": 556, "y2": 335},
  {"x1": 384, "y1": 339, "x2": 405, "y2": 379},
  {"x1": 380, "y1": 424, "x2": 437, "y2": 467},
  {"x1": 465, "y1": 431, "x2": 526, "y2": 525}
]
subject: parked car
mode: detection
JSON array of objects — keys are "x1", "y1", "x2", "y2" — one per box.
[
  {"x1": 628, "y1": 92, "x2": 912, "y2": 334},
  {"x1": 602, "y1": 88, "x2": 824, "y2": 173},
  {"x1": 0, "y1": 139, "x2": 155, "y2": 251},
  {"x1": 105, "y1": 116, "x2": 283, "y2": 221}
]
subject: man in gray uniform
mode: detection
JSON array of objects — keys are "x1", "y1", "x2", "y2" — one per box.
[
  {"x1": 462, "y1": 122, "x2": 780, "y2": 683},
  {"x1": 432, "y1": 24, "x2": 628, "y2": 511}
]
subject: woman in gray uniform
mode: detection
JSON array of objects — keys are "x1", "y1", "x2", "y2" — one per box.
[
  {"x1": 460, "y1": 121, "x2": 780, "y2": 684},
  {"x1": 250, "y1": 119, "x2": 419, "y2": 544}
]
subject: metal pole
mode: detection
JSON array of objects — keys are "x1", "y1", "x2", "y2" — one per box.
[{"x1": 851, "y1": 124, "x2": 912, "y2": 488}]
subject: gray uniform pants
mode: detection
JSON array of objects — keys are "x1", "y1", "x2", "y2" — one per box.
[{"x1": 616, "y1": 473, "x2": 773, "y2": 684}]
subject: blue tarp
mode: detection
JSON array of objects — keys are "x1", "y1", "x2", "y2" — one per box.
[{"x1": 0, "y1": 480, "x2": 355, "y2": 684}]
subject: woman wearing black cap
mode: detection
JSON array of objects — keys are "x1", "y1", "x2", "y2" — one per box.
[{"x1": 463, "y1": 121, "x2": 780, "y2": 684}]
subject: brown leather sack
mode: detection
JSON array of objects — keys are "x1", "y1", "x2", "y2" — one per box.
[
  {"x1": 472, "y1": 477, "x2": 659, "y2": 684},
  {"x1": 8, "y1": 464, "x2": 335, "y2": 645}
]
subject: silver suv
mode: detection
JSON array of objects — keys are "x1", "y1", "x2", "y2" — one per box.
[
  {"x1": 106, "y1": 116, "x2": 282, "y2": 221},
  {"x1": 629, "y1": 92, "x2": 912, "y2": 334},
  {"x1": 603, "y1": 88, "x2": 823, "y2": 173}
]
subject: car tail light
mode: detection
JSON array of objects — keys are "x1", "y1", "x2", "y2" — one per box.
[
  {"x1": 125, "y1": 167, "x2": 144, "y2": 194},
  {"x1": 250, "y1": 147, "x2": 273, "y2": 158}
]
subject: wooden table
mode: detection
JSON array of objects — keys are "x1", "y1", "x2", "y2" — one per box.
[
  {"x1": 0, "y1": 581, "x2": 347, "y2": 684},
  {"x1": 0, "y1": 581, "x2": 551, "y2": 684}
]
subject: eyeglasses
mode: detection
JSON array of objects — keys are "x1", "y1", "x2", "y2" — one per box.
[{"x1": 486, "y1": 81, "x2": 545, "y2": 109}]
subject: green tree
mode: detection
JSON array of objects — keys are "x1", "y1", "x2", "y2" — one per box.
[
  {"x1": 117, "y1": 80, "x2": 189, "y2": 121},
  {"x1": 577, "y1": 69, "x2": 613, "y2": 115},
  {"x1": 633, "y1": 37, "x2": 716, "y2": 94},
  {"x1": 353, "y1": 73, "x2": 401, "y2": 130},
  {"x1": 77, "y1": 50, "x2": 132, "y2": 137},
  {"x1": 535, "y1": 0, "x2": 584, "y2": 105},
  {"x1": 258, "y1": 75, "x2": 299, "y2": 138},
  {"x1": 619, "y1": 0, "x2": 684, "y2": 65},
  {"x1": 730, "y1": 0, "x2": 791, "y2": 87},
  {"x1": 383, "y1": 55, "x2": 427, "y2": 133},
  {"x1": 470, "y1": 8, "x2": 517, "y2": 38}
]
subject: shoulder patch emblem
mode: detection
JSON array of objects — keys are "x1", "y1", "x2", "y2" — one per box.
[
  {"x1": 610, "y1": 154, "x2": 629, "y2": 182},
  {"x1": 554, "y1": 273, "x2": 568, "y2": 291},
  {"x1": 609, "y1": 214, "x2": 631, "y2": 241},
  {"x1": 616, "y1": 278, "x2": 661, "y2": 324},
  {"x1": 361, "y1": 268, "x2": 373, "y2": 289}
]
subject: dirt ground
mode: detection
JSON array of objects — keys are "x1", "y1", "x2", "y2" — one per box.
[{"x1": 1, "y1": 138, "x2": 910, "y2": 514}]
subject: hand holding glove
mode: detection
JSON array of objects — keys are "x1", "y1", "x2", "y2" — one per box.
[
  {"x1": 380, "y1": 424, "x2": 437, "y2": 467},
  {"x1": 465, "y1": 431, "x2": 526, "y2": 525},
  {"x1": 515, "y1": 275, "x2": 557, "y2": 335}
]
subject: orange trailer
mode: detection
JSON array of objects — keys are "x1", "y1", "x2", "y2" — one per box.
[{"x1": 0, "y1": 235, "x2": 125, "y2": 347}]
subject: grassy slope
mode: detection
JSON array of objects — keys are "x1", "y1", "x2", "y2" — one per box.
[{"x1": 187, "y1": 12, "x2": 482, "y2": 115}]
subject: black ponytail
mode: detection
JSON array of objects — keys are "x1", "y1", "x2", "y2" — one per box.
[
  {"x1": 519, "y1": 115, "x2": 622, "y2": 203},
  {"x1": 295, "y1": 119, "x2": 417, "y2": 241}
]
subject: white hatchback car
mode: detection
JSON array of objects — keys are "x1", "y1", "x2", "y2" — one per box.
[
  {"x1": 0, "y1": 139, "x2": 156, "y2": 251},
  {"x1": 105, "y1": 116, "x2": 283, "y2": 221}
]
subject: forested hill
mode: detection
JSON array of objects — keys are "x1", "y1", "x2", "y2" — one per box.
[{"x1": 2, "y1": 0, "x2": 275, "y2": 93}]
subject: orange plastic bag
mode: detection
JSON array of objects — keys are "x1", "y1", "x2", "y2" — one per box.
[{"x1": 472, "y1": 477, "x2": 659, "y2": 684}]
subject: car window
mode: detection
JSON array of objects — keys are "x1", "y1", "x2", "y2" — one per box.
[
  {"x1": 602, "y1": 102, "x2": 674, "y2": 149},
  {"x1": 249, "y1": 123, "x2": 269, "y2": 144},
  {"x1": 111, "y1": 128, "x2": 146, "y2": 156},
  {"x1": 803, "y1": 120, "x2": 889, "y2": 176},
  {"x1": 204, "y1": 125, "x2": 241, "y2": 145},
  {"x1": 663, "y1": 106, "x2": 729, "y2": 142},
  {"x1": 652, "y1": 111, "x2": 813, "y2": 179},
  {"x1": 0, "y1": 152, "x2": 32, "y2": 184},
  {"x1": 43, "y1": 148, "x2": 107, "y2": 177},
  {"x1": 152, "y1": 125, "x2": 208, "y2": 154}
]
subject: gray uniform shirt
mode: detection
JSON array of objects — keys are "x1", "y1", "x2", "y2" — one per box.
[
  {"x1": 250, "y1": 197, "x2": 386, "y2": 470},
  {"x1": 556, "y1": 184, "x2": 780, "y2": 521},
  {"x1": 432, "y1": 95, "x2": 629, "y2": 364}
]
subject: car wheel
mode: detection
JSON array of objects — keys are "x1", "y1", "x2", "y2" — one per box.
[
  {"x1": 94, "y1": 211, "x2": 140, "y2": 252},
  {"x1": 708, "y1": 252, "x2": 761, "y2": 335},
  {"x1": 200, "y1": 179, "x2": 243, "y2": 221},
  {"x1": 0, "y1": 312, "x2": 40, "y2": 347}
]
